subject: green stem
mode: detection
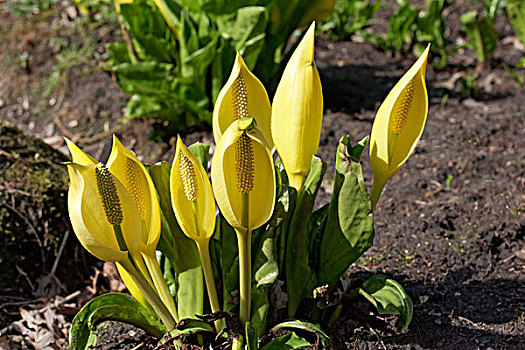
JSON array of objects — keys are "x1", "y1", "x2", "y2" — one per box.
[
  {"x1": 143, "y1": 252, "x2": 180, "y2": 322},
  {"x1": 196, "y1": 241, "x2": 221, "y2": 331},
  {"x1": 120, "y1": 257, "x2": 176, "y2": 330},
  {"x1": 237, "y1": 193, "x2": 251, "y2": 326}
]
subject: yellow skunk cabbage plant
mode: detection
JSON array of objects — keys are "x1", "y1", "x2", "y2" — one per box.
[
  {"x1": 272, "y1": 22, "x2": 323, "y2": 192},
  {"x1": 68, "y1": 27, "x2": 429, "y2": 350},
  {"x1": 370, "y1": 45, "x2": 430, "y2": 210}
]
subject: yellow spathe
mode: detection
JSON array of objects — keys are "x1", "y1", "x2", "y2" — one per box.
[
  {"x1": 107, "y1": 135, "x2": 161, "y2": 256},
  {"x1": 271, "y1": 22, "x2": 323, "y2": 191},
  {"x1": 64, "y1": 138, "x2": 97, "y2": 165},
  {"x1": 211, "y1": 118, "x2": 275, "y2": 232},
  {"x1": 170, "y1": 137, "x2": 216, "y2": 243},
  {"x1": 66, "y1": 162, "x2": 141, "y2": 262},
  {"x1": 213, "y1": 52, "x2": 273, "y2": 149},
  {"x1": 369, "y1": 45, "x2": 430, "y2": 182}
]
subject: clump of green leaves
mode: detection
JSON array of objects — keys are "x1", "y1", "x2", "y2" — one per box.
[
  {"x1": 382, "y1": 0, "x2": 448, "y2": 68},
  {"x1": 461, "y1": 0, "x2": 500, "y2": 63},
  {"x1": 320, "y1": 0, "x2": 381, "y2": 41},
  {"x1": 104, "y1": 0, "x2": 334, "y2": 132}
]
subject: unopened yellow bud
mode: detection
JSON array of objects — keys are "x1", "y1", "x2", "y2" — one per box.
[{"x1": 272, "y1": 22, "x2": 323, "y2": 191}]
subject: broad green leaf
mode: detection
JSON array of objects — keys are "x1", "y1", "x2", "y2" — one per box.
[
  {"x1": 203, "y1": 0, "x2": 272, "y2": 15},
  {"x1": 318, "y1": 136, "x2": 374, "y2": 291},
  {"x1": 164, "y1": 319, "x2": 214, "y2": 340},
  {"x1": 149, "y1": 162, "x2": 204, "y2": 319},
  {"x1": 506, "y1": 0, "x2": 525, "y2": 47},
  {"x1": 70, "y1": 293, "x2": 166, "y2": 350},
  {"x1": 110, "y1": 61, "x2": 175, "y2": 97},
  {"x1": 261, "y1": 332, "x2": 310, "y2": 350},
  {"x1": 270, "y1": 320, "x2": 330, "y2": 348},
  {"x1": 356, "y1": 274, "x2": 413, "y2": 330},
  {"x1": 188, "y1": 142, "x2": 211, "y2": 171},
  {"x1": 307, "y1": 203, "x2": 329, "y2": 273},
  {"x1": 119, "y1": 1, "x2": 177, "y2": 62},
  {"x1": 286, "y1": 156, "x2": 327, "y2": 317},
  {"x1": 215, "y1": 6, "x2": 268, "y2": 68}
]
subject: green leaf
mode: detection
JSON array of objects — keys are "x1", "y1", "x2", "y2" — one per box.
[
  {"x1": 506, "y1": 0, "x2": 525, "y2": 47},
  {"x1": 307, "y1": 203, "x2": 329, "y2": 273},
  {"x1": 70, "y1": 293, "x2": 166, "y2": 350},
  {"x1": 188, "y1": 142, "x2": 211, "y2": 171},
  {"x1": 261, "y1": 332, "x2": 311, "y2": 350},
  {"x1": 286, "y1": 156, "x2": 327, "y2": 317},
  {"x1": 270, "y1": 320, "x2": 330, "y2": 347},
  {"x1": 119, "y1": 0, "x2": 177, "y2": 62},
  {"x1": 164, "y1": 319, "x2": 214, "y2": 340},
  {"x1": 215, "y1": 6, "x2": 268, "y2": 68},
  {"x1": 149, "y1": 162, "x2": 204, "y2": 319},
  {"x1": 245, "y1": 321, "x2": 258, "y2": 350},
  {"x1": 461, "y1": 10, "x2": 499, "y2": 61},
  {"x1": 385, "y1": 0, "x2": 419, "y2": 50},
  {"x1": 356, "y1": 274, "x2": 413, "y2": 330},
  {"x1": 318, "y1": 136, "x2": 374, "y2": 292},
  {"x1": 104, "y1": 42, "x2": 131, "y2": 67}
]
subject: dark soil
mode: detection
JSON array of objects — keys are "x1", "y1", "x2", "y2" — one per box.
[{"x1": 1, "y1": 0, "x2": 523, "y2": 349}]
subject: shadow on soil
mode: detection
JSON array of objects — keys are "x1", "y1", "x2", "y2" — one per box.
[
  {"x1": 337, "y1": 269, "x2": 525, "y2": 349},
  {"x1": 320, "y1": 64, "x2": 398, "y2": 114}
]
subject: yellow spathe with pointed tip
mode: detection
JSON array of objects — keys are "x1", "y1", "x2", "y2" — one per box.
[
  {"x1": 272, "y1": 22, "x2": 323, "y2": 191},
  {"x1": 369, "y1": 45, "x2": 430, "y2": 209},
  {"x1": 64, "y1": 138, "x2": 97, "y2": 166},
  {"x1": 66, "y1": 162, "x2": 141, "y2": 262},
  {"x1": 106, "y1": 135, "x2": 161, "y2": 256},
  {"x1": 170, "y1": 137, "x2": 216, "y2": 243},
  {"x1": 211, "y1": 118, "x2": 275, "y2": 232},
  {"x1": 213, "y1": 52, "x2": 273, "y2": 149}
]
